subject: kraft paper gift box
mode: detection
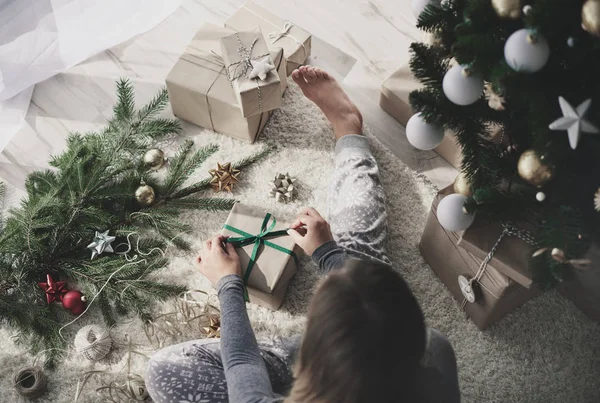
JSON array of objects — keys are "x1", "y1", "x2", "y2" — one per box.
[
  {"x1": 380, "y1": 65, "x2": 462, "y2": 169},
  {"x1": 221, "y1": 203, "x2": 301, "y2": 311},
  {"x1": 220, "y1": 27, "x2": 282, "y2": 118},
  {"x1": 419, "y1": 186, "x2": 540, "y2": 329},
  {"x1": 166, "y1": 24, "x2": 287, "y2": 143},
  {"x1": 225, "y1": 1, "x2": 311, "y2": 76}
]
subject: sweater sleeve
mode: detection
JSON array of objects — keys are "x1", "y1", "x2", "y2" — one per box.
[
  {"x1": 217, "y1": 274, "x2": 278, "y2": 403},
  {"x1": 311, "y1": 240, "x2": 348, "y2": 273}
]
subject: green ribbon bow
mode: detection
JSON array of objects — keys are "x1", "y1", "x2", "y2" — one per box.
[{"x1": 224, "y1": 213, "x2": 298, "y2": 302}]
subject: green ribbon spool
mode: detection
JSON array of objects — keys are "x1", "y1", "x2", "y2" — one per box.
[{"x1": 224, "y1": 213, "x2": 298, "y2": 302}]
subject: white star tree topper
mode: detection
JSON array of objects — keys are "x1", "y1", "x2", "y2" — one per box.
[
  {"x1": 87, "y1": 230, "x2": 116, "y2": 259},
  {"x1": 248, "y1": 56, "x2": 275, "y2": 81},
  {"x1": 548, "y1": 97, "x2": 599, "y2": 149}
]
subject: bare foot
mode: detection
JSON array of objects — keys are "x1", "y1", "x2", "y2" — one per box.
[{"x1": 291, "y1": 66, "x2": 363, "y2": 139}]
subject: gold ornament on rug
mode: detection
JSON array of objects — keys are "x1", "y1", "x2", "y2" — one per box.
[
  {"x1": 143, "y1": 148, "x2": 167, "y2": 170},
  {"x1": 532, "y1": 247, "x2": 592, "y2": 270},
  {"x1": 484, "y1": 83, "x2": 506, "y2": 111},
  {"x1": 200, "y1": 314, "x2": 221, "y2": 338},
  {"x1": 517, "y1": 149, "x2": 554, "y2": 187},
  {"x1": 134, "y1": 182, "x2": 156, "y2": 206},
  {"x1": 209, "y1": 163, "x2": 241, "y2": 192},
  {"x1": 270, "y1": 173, "x2": 297, "y2": 203},
  {"x1": 491, "y1": 0, "x2": 521, "y2": 19},
  {"x1": 582, "y1": 0, "x2": 600, "y2": 37},
  {"x1": 594, "y1": 187, "x2": 600, "y2": 211},
  {"x1": 453, "y1": 172, "x2": 472, "y2": 197}
]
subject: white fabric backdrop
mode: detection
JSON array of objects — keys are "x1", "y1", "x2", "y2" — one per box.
[{"x1": 0, "y1": 0, "x2": 180, "y2": 151}]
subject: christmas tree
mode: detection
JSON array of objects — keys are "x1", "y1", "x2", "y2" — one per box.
[
  {"x1": 409, "y1": 0, "x2": 600, "y2": 286},
  {"x1": 0, "y1": 79, "x2": 269, "y2": 367}
]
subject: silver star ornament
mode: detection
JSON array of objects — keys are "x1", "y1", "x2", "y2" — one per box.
[
  {"x1": 549, "y1": 97, "x2": 599, "y2": 149},
  {"x1": 87, "y1": 230, "x2": 116, "y2": 259},
  {"x1": 248, "y1": 56, "x2": 275, "y2": 81}
]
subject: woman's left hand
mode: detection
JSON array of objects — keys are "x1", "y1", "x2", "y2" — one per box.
[{"x1": 195, "y1": 235, "x2": 242, "y2": 286}]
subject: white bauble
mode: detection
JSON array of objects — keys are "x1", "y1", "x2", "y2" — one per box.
[
  {"x1": 405, "y1": 113, "x2": 445, "y2": 150},
  {"x1": 437, "y1": 194, "x2": 475, "y2": 232},
  {"x1": 412, "y1": 0, "x2": 439, "y2": 18},
  {"x1": 504, "y1": 29, "x2": 550, "y2": 73},
  {"x1": 442, "y1": 65, "x2": 484, "y2": 106}
]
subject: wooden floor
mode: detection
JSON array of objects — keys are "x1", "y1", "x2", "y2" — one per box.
[{"x1": 0, "y1": 0, "x2": 458, "y2": 206}]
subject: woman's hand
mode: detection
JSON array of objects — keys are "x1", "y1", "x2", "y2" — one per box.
[
  {"x1": 195, "y1": 235, "x2": 242, "y2": 286},
  {"x1": 287, "y1": 207, "x2": 334, "y2": 256}
]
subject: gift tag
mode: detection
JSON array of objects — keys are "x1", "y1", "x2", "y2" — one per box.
[{"x1": 458, "y1": 275, "x2": 476, "y2": 303}]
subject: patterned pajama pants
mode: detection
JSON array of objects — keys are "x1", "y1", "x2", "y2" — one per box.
[{"x1": 146, "y1": 135, "x2": 390, "y2": 402}]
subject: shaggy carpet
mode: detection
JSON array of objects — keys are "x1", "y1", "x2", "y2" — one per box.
[{"x1": 1, "y1": 82, "x2": 599, "y2": 403}]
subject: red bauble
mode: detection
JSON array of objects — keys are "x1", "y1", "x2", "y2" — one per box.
[{"x1": 61, "y1": 290, "x2": 86, "y2": 315}]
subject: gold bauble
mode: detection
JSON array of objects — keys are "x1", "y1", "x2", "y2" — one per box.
[
  {"x1": 582, "y1": 0, "x2": 600, "y2": 36},
  {"x1": 491, "y1": 0, "x2": 521, "y2": 19},
  {"x1": 453, "y1": 172, "x2": 472, "y2": 197},
  {"x1": 143, "y1": 148, "x2": 166, "y2": 170},
  {"x1": 134, "y1": 184, "x2": 155, "y2": 206},
  {"x1": 517, "y1": 149, "x2": 554, "y2": 187}
]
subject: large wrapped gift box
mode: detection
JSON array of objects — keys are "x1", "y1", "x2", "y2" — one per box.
[
  {"x1": 380, "y1": 65, "x2": 462, "y2": 169},
  {"x1": 220, "y1": 27, "x2": 282, "y2": 118},
  {"x1": 221, "y1": 203, "x2": 301, "y2": 310},
  {"x1": 166, "y1": 24, "x2": 287, "y2": 143},
  {"x1": 558, "y1": 246, "x2": 600, "y2": 322},
  {"x1": 225, "y1": 1, "x2": 311, "y2": 76},
  {"x1": 419, "y1": 186, "x2": 541, "y2": 329}
]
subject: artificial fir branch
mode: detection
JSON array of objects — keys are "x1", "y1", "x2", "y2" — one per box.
[{"x1": 0, "y1": 79, "x2": 270, "y2": 367}]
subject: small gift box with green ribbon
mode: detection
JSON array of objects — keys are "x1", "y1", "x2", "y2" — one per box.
[{"x1": 222, "y1": 203, "x2": 300, "y2": 310}]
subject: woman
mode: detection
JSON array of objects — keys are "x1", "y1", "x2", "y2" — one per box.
[{"x1": 146, "y1": 66, "x2": 460, "y2": 403}]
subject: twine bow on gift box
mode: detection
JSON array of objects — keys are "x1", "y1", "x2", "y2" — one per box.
[
  {"x1": 267, "y1": 21, "x2": 307, "y2": 58},
  {"x1": 224, "y1": 33, "x2": 275, "y2": 114},
  {"x1": 224, "y1": 213, "x2": 297, "y2": 301}
]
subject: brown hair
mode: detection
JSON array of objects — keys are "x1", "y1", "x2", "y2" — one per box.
[{"x1": 287, "y1": 259, "x2": 426, "y2": 403}]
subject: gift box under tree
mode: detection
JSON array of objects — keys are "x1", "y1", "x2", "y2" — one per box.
[
  {"x1": 380, "y1": 65, "x2": 462, "y2": 169},
  {"x1": 221, "y1": 203, "x2": 301, "y2": 310},
  {"x1": 225, "y1": 1, "x2": 312, "y2": 76},
  {"x1": 419, "y1": 186, "x2": 541, "y2": 329},
  {"x1": 166, "y1": 23, "x2": 287, "y2": 143}
]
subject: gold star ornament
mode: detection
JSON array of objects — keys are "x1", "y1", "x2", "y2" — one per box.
[
  {"x1": 200, "y1": 314, "x2": 221, "y2": 338},
  {"x1": 209, "y1": 162, "x2": 241, "y2": 192}
]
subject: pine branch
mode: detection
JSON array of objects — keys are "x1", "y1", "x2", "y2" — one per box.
[
  {"x1": 232, "y1": 146, "x2": 273, "y2": 170},
  {"x1": 162, "y1": 142, "x2": 219, "y2": 197},
  {"x1": 113, "y1": 78, "x2": 135, "y2": 122},
  {"x1": 137, "y1": 88, "x2": 170, "y2": 123},
  {"x1": 163, "y1": 197, "x2": 236, "y2": 211}
]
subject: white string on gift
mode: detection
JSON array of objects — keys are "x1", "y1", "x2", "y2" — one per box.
[
  {"x1": 224, "y1": 33, "x2": 271, "y2": 114},
  {"x1": 268, "y1": 21, "x2": 307, "y2": 58},
  {"x1": 460, "y1": 221, "x2": 536, "y2": 308}
]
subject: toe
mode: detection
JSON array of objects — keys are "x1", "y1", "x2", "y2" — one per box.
[
  {"x1": 292, "y1": 69, "x2": 309, "y2": 90},
  {"x1": 305, "y1": 67, "x2": 317, "y2": 83},
  {"x1": 314, "y1": 67, "x2": 325, "y2": 78}
]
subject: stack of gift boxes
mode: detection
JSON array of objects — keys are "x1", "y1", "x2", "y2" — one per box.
[
  {"x1": 166, "y1": 1, "x2": 311, "y2": 144},
  {"x1": 166, "y1": 2, "x2": 311, "y2": 310},
  {"x1": 381, "y1": 65, "x2": 599, "y2": 326}
]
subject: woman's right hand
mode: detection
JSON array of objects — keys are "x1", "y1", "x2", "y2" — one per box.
[
  {"x1": 287, "y1": 208, "x2": 334, "y2": 256},
  {"x1": 195, "y1": 235, "x2": 242, "y2": 287}
]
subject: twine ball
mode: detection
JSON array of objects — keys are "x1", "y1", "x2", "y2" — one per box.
[
  {"x1": 13, "y1": 366, "x2": 47, "y2": 398},
  {"x1": 74, "y1": 325, "x2": 113, "y2": 361},
  {"x1": 126, "y1": 376, "x2": 149, "y2": 401}
]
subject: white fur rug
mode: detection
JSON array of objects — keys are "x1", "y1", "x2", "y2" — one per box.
[{"x1": 1, "y1": 83, "x2": 599, "y2": 403}]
